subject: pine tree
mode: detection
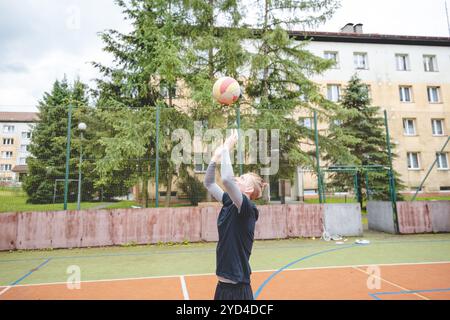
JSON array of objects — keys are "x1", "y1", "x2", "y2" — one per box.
[
  {"x1": 244, "y1": 0, "x2": 347, "y2": 201},
  {"x1": 22, "y1": 78, "x2": 96, "y2": 204},
  {"x1": 92, "y1": 0, "x2": 192, "y2": 207},
  {"x1": 325, "y1": 74, "x2": 404, "y2": 207}
]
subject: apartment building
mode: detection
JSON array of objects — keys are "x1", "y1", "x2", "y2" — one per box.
[
  {"x1": 288, "y1": 23, "x2": 450, "y2": 199},
  {"x1": 0, "y1": 112, "x2": 39, "y2": 183}
]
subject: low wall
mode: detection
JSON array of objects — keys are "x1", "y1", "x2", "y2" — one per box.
[
  {"x1": 324, "y1": 203, "x2": 363, "y2": 237},
  {"x1": 397, "y1": 201, "x2": 450, "y2": 234},
  {"x1": 367, "y1": 201, "x2": 450, "y2": 234},
  {"x1": 1, "y1": 203, "x2": 356, "y2": 251},
  {"x1": 367, "y1": 201, "x2": 396, "y2": 234}
]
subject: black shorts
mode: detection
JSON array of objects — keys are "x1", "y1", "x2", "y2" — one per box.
[{"x1": 214, "y1": 281, "x2": 254, "y2": 300}]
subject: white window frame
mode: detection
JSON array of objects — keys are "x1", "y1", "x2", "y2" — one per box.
[
  {"x1": 427, "y1": 86, "x2": 441, "y2": 103},
  {"x1": 3, "y1": 125, "x2": 15, "y2": 134},
  {"x1": 437, "y1": 153, "x2": 449, "y2": 170},
  {"x1": 403, "y1": 119, "x2": 416, "y2": 136},
  {"x1": 19, "y1": 157, "x2": 27, "y2": 165},
  {"x1": 423, "y1": 55, "x2": 438, "y2": 72},
  {"x1": 399, "y1": 86, "x2": 413, "y2": 102},
  {"x1": 2, "y1": 138, "x2": 14, "y2": 145},
  {"x1": 354, "y1": 52, "x2": 369, "y2": 70},
  {"x1": 407, "y1": 152, "x2": 421, "y2": 170},
  {"x1": 0, "y1": 164, "x2": 12, "y2": 172},
  {"x1": 324, "y1": 51, "x2": 340, "y2": 69},
  {"x1": 395, "y1": 54, "x2": 410, "y2": 71},
  {"x1": 20, "y1": 145, "x2": 28, "y2": 153},
  {"x1": 21, "y1": 132, "x2": 32, "y2": 139},
  {"x1": 431, "y1": 119, "x2": 445, "y2": 136},
  {"x1": 1, "y1": 151, "x2": 13, "y2": 159},
  {"x1": 327, "y1": 84, "x2": 341, "y2": 102}
]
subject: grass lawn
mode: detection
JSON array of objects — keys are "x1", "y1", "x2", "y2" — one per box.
[{"x1": 0, "y1": 187, "x2": 194, "y2": 213}]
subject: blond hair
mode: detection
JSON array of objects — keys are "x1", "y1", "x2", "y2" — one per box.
[{"x1": 243, "y1": 173, "x2": 267, "y2": 200}]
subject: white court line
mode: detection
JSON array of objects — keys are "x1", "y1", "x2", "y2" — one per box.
[
  {"x1": 352, "y1": 266, "x2": 430, "y2": 300},
  {"x1": 0, "y1": 286, "x2": 11, "y2": 297},
  {"x1": 5, "y1": 260, "x2": 450, "y2": 288},
  {"x1": 179, "y1": 276, "x2": 190, "y2": 300}
]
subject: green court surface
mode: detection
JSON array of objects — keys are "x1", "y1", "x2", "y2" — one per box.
[{"x1": 1, "y1": 230, "x2": 450, "y2": 287}]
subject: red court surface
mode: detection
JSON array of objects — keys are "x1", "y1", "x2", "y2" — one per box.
[{"x1": 1, "y1": 262, "x2": 449, "y2": 300}]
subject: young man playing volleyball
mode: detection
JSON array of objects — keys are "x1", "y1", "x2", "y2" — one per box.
[{"x1": 203, "y1": 130, "x2": 267, "y2": 300}]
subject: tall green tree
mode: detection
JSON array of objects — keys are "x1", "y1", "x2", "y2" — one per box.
[
  {"x1": 244, "y1": 0, "x2": 348, "y2": 201},
  {"x1": 325, "y1": 74, "x2": 404, "y2": 207},
  {"x1": 92, "y1": 0, "x2": 192, "y2": 207},
  {"x1": 22, "y1": 78, "x2": 97, "y2": 204}
]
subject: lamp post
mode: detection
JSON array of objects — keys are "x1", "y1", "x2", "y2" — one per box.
[{"x1": 77, "y1": 122, "x2": 87, "y2": 210}]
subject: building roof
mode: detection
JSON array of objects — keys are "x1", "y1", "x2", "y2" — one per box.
[
  {"x1": 287, "y1": 30, "x2": 450, "y2": 47},
  {"x1": 0, "y1": 112, "x2": 39, "y2": 123}
]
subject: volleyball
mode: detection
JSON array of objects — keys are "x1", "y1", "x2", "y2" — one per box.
[{"x1": 212, "y1": 76, "x2": 241, "y2": 105}]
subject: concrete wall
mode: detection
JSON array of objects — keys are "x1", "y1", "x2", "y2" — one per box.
[
  {"x1": 428, "y1": 201, "x2": 450, "y2": 233},
  {"x1": 367, "y1": 201, "x2": 396, "y2": 234},
  {"x1": 1, "y1": 203, "x2": 355, "y2": 251},
  {"x1": 323, "y1": 203, "x2": 363, "y2": 237},
  {"x1": 397, "y1": 201, "x2": 450, "y2": 234}
]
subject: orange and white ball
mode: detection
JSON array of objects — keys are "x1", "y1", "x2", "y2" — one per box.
[{"x1": 212, "y1": 77, "x2": 241, "y2": 105}]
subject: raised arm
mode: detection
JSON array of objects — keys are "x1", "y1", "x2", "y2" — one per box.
[
  {"x1": 221, "y1": 136, "x2": 243, "y2": 210},
  {"x1": 203, "y1": 161, "x2": 224, "y2": 202}
]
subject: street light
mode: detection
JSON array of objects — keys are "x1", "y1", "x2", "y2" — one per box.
[{"x1": 77, "y1": 122, "x2": 87, "y2": 210}]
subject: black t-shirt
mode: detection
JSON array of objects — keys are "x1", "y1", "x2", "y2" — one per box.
[{"x1": 216, "y1": 192, "x2": 259, "y2": 284}]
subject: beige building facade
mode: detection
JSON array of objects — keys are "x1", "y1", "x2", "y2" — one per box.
[
  {"x1": 289, "y1": 26, "x2": 450, "y2": 199},
  {"x1": 0, "y1": 112, "x2": 38, "y2": 184}
]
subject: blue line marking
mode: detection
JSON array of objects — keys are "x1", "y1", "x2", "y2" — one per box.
[
  {"x1": 9, "y1": 258, "x2": 52, "y2": 286},
  {"x1": 370, "y1": 287, "x2": 450, "y2": 300},
  {"x1": 253, "y1": 244, "x2": 363, "y2": 299}
]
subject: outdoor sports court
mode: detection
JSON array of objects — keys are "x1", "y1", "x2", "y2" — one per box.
[{"x1": 1, "y1": 230, "x2": 449, "y2": 300}]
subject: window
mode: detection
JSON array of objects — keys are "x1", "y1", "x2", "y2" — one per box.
[
  {"x1": 432, "y1": 119, "x2": 444, "y2": 136},
  {"x1": 423, "y1": 55, "x2": 438, "y2": 72},
  {"x1": 437, "y1": 153, "x2": 449, "y2": 170},
  {"x1": 354, "y1": 52, "x2": 368, "y2": 69},
  {"x1": 2, "y1": 138, "x2": 14, "y2": 145},
  {"x1": 403, "y1": 119, "x2": 416, "y2": 136},
  {"x1": 396, "y1": 54, "x2": 410, "y2": 71},
  {"x1": 407, "y1": 152, "x2": 420, "y2": 170},
  {"x1": 20, "y1": 145, "x2": 27, "y2": 153},
  {"x1": 427, "y1": 86, "x2": 441, "y2": 103},
  {"x1": 21, "y1": 132, "x2": 31, "y2": 139},
  {"x1": 19, "y1": 157, "x2": 27, "y2": 165},
  {"x1": 1, "y1": 151, "x2": 13, "y2": 159},
  {"x1": 299, "y1": 117, "x2": 313, "y2": 128},
  {"x1": 327, "y1": 84, "x2": 341, "y2": 102},
  {"x1": 160, "y1": 82, "x2": 177, "y2": 98},
  {"x1": 0, "y1": 164, "x2": 12, "y2": 172},
  {"x1": 440, "y1": 186, "x2": 450, "y2": 191},
  {"x1": 324, "y1": 51, "x2": 339, "y2": 68},
  {"x1": 399, "y1": 86, "x2": 413, "y2": 102},
  {"x1": 194, "y1": 163, "x2": 208, "y2": 173},
  {"x1": 3, "y1": 125, "x2": 14, "y2": 134}
]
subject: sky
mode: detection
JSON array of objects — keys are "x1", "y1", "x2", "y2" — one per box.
[{"x1": 0, "y1": 0, "x2": 449, "y2": 113}]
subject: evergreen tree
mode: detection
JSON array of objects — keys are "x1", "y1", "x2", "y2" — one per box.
[
  {"x1": 22, "y1": 78, "x2": 97, "y2": 204},
  {"x1": 325, "y1": 74, "x2": 404, "y2": 207},
  {"x1": 92, "y1": 0, "x2": 192, "y2": 207},
  {"x1": 244, "y1": 0, "x2": 349, "y2": 201}
]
